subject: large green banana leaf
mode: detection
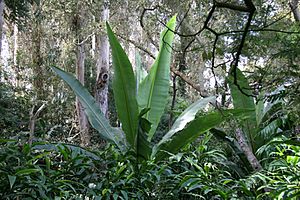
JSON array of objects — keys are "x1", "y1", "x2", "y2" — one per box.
[
  {"x1": 153, "y1": 108, "x2": 254, "y2": 161},
  {"x1": 228, "y1": 68, "x2": 255, "y2": 110},
  {"x1": 163, "y1": 96, "x2": 215, "y2": 142},
  {"x1": 107, "y1": 23, "x2": 139, "y2": 150},
  {"x1": 138, "y1": 15, "x2": 176, "y2": 141},
  {"x1": 51, "y1": 66, "x2": 126, "y2": 151},
  {"x1": 228, "y1": 67, "x2": 257, "y2": 150}
]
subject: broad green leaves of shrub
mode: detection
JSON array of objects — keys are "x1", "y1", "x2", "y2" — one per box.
[{"x1": 52, "y1": 16, "x2": 253, "y2": 162}]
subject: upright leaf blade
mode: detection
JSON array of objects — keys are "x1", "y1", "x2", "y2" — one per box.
[
  {"x1": 229, "y1": 68, "x2": 255, "y2": 110},
  {"x1": 228, "y1": 68, "x2": 257, "y2": 150},
  {"x1": 138, "y1": 15, "x2": 176, "y2": 141},
  {"x1": 107, "y1": 23, "x2": 139, "y2": 149},
  {"x1": 255, "y1": 96, "x2": 264, "y2": 126},
  {"x1": 51, "y1": 66, "x2": 126, "y2": 150}
]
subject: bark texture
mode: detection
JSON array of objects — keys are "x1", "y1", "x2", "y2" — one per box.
[
  {"x1": 289, "y1": 0, "x2": 300, "y2": 21},
  {"x1": 75, "y1": 6, "x2": 90, "y2": 146},
  {"x1": 235, "y1": 128, "x2": 262, "y2": 171},
  {"x1": 32, "y1": 1, "x2": 44, "y2": 99},
  {"x1": 13, "y1": 24, "x2": 19, "y2": 87},
  {"x1": 0, "y1": 0, "x2": 4, "y2": 67},
  {"x1": 95, "y1": 0, "x2": 110, "y2": 118}
]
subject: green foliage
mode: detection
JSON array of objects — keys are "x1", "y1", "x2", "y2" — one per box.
[
  {"x1": 51, "y1": 66, "x2": 126, "y2": 151},
  {"x1": 0, "y1": 135, "x2": 255, "y2": 199},
  {"x1": 106, "y1": 22, "x2": 139, "y2": 152},
  {"x1": 0, "y1": 83, "x2": 30, "y2": 136},
  {"x1": 0, "y1": 140, "x2": 104, "y2": 199},
  {"x1": 4, "y1": 0, "x2": 33, "y2": 27},
  {"x1": 137, "y1": 15, "x2": 176, "y2": 140},
  {"x1": 228, "y1": 67, "x2": 257, "y2": 150},
  {"x1": 206, "y1": 70, "x2": 299, "y2": 182},
  {"x1": 242, "y1": 140, "x2": 300, "y2": 200},
  {"x1": 53, "y1": 16, "x2": 256, "y2": 165},
  {"x1": 154, "y1": 109, "x2": 255, "y2": 161}
]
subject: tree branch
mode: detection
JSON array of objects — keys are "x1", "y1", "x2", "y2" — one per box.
[
  {"x1": 171, "y1": 66, "x2": 208, "y2": 97},
  {"x1": 214, "y1": 1, "x2": 249, "y2": 12},
  {"x1": 116, "y1": 33, "x2": 155, "y2": 59},
  {"x1": 28, "y1": 103, "x2": 46, "y2": 145}
]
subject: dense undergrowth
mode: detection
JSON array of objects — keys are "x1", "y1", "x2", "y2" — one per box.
[{"x1": 0, "y1": 134, "x2": 299, "y2": 199}]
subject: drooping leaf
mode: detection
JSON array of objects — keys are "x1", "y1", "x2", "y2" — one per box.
[
  {"x1": 51, "y1": 66, "x2": 126, "y2": 151},
  {"x1": 256, "y1": 137, "x2": 300, "y2": 157},
  {"x1": 32, "y1": 142, "x2": 101, "y2": 160},
  {"x1": 259, "y1": 100, "x2": 282, "y2": 126},
  {"x1": 210, "y1": 128, "x2": 253, "y2": 173},
  {"x1": 257, "y1": 118, "x2": 283, "y2": 140},
  {"x1": 166, "y1": 96, "x2": 216, "y2": 139},
  {"x1": 138, "y1": 15, "x2": 177, "y2": 141},
  {"x1": 8, "y1": 175, "x2": 16, "y2": 189},
  {"x1": 107, "y1": 23, "x2": 139, "y2": 150},
  {"x1": 154, "y1": 109, "x2": 254, "y2": 161}
]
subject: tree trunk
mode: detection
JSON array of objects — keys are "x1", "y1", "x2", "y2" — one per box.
[
  {"x1": 95, "y1": 0, "x2": 109, "y2": 117},
  {"x1": 235, "y1": 128, "x2": 263, "y2": 171},
  {"x1": 13, "y1": 24, "x2": 18, "y2": 67},
  {"x1": 75, "y1": 6, "x2": 90, "y2": 147},
  {"x1": 13, "y1": 24, "x2": 19, "y2": 87},
  {"x1": 32, "y1": 1, "x2": 44, "y2": 99},
  {"x1": 76, "y1": 43, "x2": 90, "y2": 146},
  {"x1": 289, "y1": 0, "x2": 300, "y2": 22},
  {"x1": 0, "y1": 0, "x2": 4, "y2": 71}
]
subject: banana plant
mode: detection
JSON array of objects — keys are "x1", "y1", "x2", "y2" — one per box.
[
  {"x1": 228, "y1": 68, "x2": 289, "y2": 153},
  {"x1": 212, "y1": 68, "x2": 292, "y2": 172},
  {"x1": 52, "y1": 16, "x2": 253, "y2": 162}
]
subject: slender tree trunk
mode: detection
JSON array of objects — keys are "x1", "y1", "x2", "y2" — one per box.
[
  {"x1": 235, "y1": 128, "x2": 262, "y2": 171},
  {"x1": 75, "y1": 6, "x2": 90, "y2": 146},
  {"x1": 95, "y1": 0, "x2": 109, "y2": 117},
  {"x1": 28, "y1": 104, "x2": 45, "y2": 146},
  {"x1": 91, "y1": 33, "x2": 96, "y2": 58},
  {"x1": 289, "y1": 0, "x2": 300, "y2": 22},
  {"x1": 13, "y1": 24, "x2": 19, "y2": 87},
  {"x1": 32, "y1": 1, "x2": 44, "y2": 99},
  {"x1": 76, "y1": 43, "x2": 90, "y2": 146},
  {"x1": 0, "y1": 0, "x2": 4, "y2": 72},
  {"x1": 13, "y1": 24, "x2": 18, "y2": 66}
]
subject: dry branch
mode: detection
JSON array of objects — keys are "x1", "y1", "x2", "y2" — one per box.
[{"x1": 29, "y1": 103, "x2": 46, "y2": 145}]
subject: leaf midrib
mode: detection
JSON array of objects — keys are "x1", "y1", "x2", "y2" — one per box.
[
  {"x1": 54, "y1": 67, "x2": 119, "y2": 146},
  {"x1": 111, "y1": 39, "x2": 137, "y2": 147}
]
